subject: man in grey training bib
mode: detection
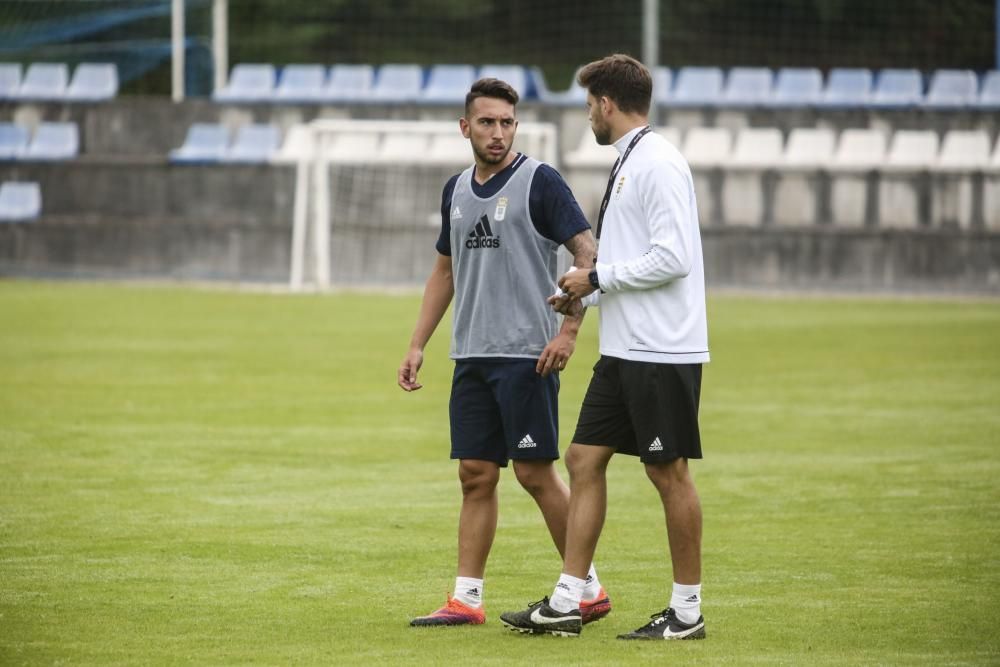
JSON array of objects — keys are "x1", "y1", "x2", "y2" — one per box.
[{"x1": 398, "y1": 78, "x2": 610, "y2": 627}]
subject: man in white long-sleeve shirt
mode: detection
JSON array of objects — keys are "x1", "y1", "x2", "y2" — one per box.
[{"x1": 501, "y1": 54, "x2": 709, "y2": 640}]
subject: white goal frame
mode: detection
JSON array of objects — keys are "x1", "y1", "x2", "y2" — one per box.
[{"x1": 289, "y1": 118, "x2": 559, "y2": 291}]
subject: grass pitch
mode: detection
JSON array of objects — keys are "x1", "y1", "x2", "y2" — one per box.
[{"x1": 1, "y1": 281, "x2": 998, "y2": 665}]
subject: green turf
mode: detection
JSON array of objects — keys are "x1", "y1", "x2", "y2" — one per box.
[{"x1": 1, "y1": 281, "x2": 998, "y2": 665}]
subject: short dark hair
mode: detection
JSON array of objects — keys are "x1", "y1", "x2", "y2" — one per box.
[
  {"x1": 577, "y1": 54, "x2": 652, "y2": 115},
  {"x1": 465, "y1": 77, "x2": 519, "y2": 116}
]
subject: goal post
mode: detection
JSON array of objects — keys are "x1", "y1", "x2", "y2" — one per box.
[{"x1": 288, "y1": 118, "x2": 559, "y2": 291}]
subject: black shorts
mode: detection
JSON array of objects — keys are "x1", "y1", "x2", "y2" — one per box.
[
  {"x1": 572, "y1": 356, "x2": 703, "y2": 463},
  {"x1": 449, "y1": 359, "x2": 560, "y2": 467}
]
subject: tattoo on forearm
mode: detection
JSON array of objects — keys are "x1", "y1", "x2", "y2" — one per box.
[{"x1": 563, "y1": 231, "x2": 597, "y2": 268}]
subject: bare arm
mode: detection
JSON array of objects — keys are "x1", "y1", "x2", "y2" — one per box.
[
  {"x1": 536, "y1": 229, "x2": 597, "y2": 376},
  {"x1": 547, "y1": 229, "x2": 598, "y2": 317},
  {"x1": 398, "y1": 254, "x2": 454, "y2": 391}
]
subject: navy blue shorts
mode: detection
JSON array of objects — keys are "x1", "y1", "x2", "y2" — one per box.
[{"x1": 449, "y1": 359, "x2": 560, "y2": 467}]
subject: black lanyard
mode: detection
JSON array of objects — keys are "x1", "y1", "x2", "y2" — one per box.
[{"x1": 596, "y1": 126, "x2": 651, "y2": 240}]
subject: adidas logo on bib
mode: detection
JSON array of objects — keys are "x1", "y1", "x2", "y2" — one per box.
[
  {"x1": 518, "y1": 434, "x2": 537, "y2": 449},
  {"x1": 649, "y1": 437, "x2": 664, "y2": 452}
]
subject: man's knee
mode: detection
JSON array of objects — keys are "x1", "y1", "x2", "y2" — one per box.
[
  {"x1": 565, "y1": 443, "x2": 612, "y2": 483},
  {"x1": 512, "y1": 459, "x2": 557, "y2": 495},
  {"x1": 458, "y1": 460, "x2": 500, "y2": 497},
  {"x1": 644, "y1": 457, "x2": 691, "y2": 491}
]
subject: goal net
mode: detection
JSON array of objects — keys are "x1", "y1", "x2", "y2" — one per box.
[{"x1": 288, "y1": 119, "x2": 559, "y2": 291}]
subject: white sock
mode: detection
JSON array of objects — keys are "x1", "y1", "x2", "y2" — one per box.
[
  {"x1": 549, "y1": 573, "x2": 586, "y2": 613},
  {"x1": 671, "y1": 582, "x2": 702, "y2": 624},
  {"x1": 453, "y1": 577, "x2": 483, "y2": 608},
  {"x1": 582, "y1": 564, "x2": 603, "y2": 600}
]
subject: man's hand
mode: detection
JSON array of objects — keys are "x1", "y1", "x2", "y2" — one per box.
[
  {"x1": 536, "y1": 332, "x2": 576, "y2": 376},
  {"x1": 547, "y1": 293, "x2": 583, "y2": 316},
  {"x1": 398, "y1": 349, "x2": 424, "y2": 391},
  {"x1": 558, "y1": 268, "x2": 597, "y2": 300}
]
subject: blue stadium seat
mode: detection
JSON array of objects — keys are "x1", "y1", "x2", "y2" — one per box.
[
  {"x1": 819, "y1": 68, "x2": 872, "y2": 108},
  {"x1": 326, "y1": 64, "x2": 375, "y2": 103},
  {"x1": 528, "y1": 67, "x2": 556, "y2": 103},
  {"x1": 274, "y1": 64, "x2": 326, "y2": 103},
  {"x1": 24, "y1": 122, "x2": 78, "y2": 160},
  {"x1": 370, "y1": 64, "x2": 423, "y2": 103},
  {"x1": 977, "y1": 71, "x2": 1000, "y2": 110},
  {"x1": 65, "y1": 63, "x2": 118, "y2": 101},
  {"x1": 722, "y1": 67, "x2": 773, "y2": 107},
  {"x1": 0, "y1": 123, "x2": 29, "y2": 160},
  {"x1": 17, "y1": 63, "x2": 68, "y2": 100},
  {"x1": 653, "y1": 67, "x2": 673, "y2": 105},
  {"x1": 922, "y1": 69, "x2": 978, "y2": 109},
  {"x1": 421, "y1": 64, "x2": 476, "y2": 104},
  {"x1": 169, "y1": 123, "x2": 230, "y2": 163},
  {"x1": 225, "y1": 124, "x2": 280, "y2": 163},
  {"x1": 0, "y1": 63, "x2": 21, "y2": 100},
  {"x1": 530, "y1": 67, "x2": 587, "y2": 106},
  {"x1": 770, "y1": 68, "x2": 822, "y2": 107},
  {"x1": 477, "y1": 65, "x2": 528, "y2": 98},
  {"x1": 669, "y1": 67, "x2": 724, "y2": 107},
  {"x1": 870, "y1": 69, "x2": 923, "y2": 108},
  {"x1": 213, "y1": 64, "x2": 276, "y2": 103},
  {"x1": 0, "y1": 181, "x2": 41, "y2": 222}
]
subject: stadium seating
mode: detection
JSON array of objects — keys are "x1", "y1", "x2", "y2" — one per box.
[
  {"x1": 0, "y1": 123, "x2": 30, "y2": 160},
  {"x1": 0, "y1": 181, "x2": 41, "y2": 222},
  {"x1": 274, "y1": 64, "x2": 327, "y2": 103},
  {"x1": 670, "y1": 67, "x2": 724, "y2": 107},
  {"x1": 932, "y1": 130, "x2": 992, "y2": 228},
  {"x1": 831, "y1": 128, "x2": 887, "y2": 169},
  {"x1": 0, "y1": 63, "x2": 21, "y2": 100},
  {"x1": 169, "y1": 123, "x2": 230, "y2": 163},
  {"x1": 272, "y1": 125, "x2": 314, "y2": 163},
  {"x1": 425, "y1": 133, "x2": 471, "y2": 164},
  {"x1": 656, "y1": 126, "x2": 681, "y2": 147},
  {"x1": 828, "y1": 129, "x2": 887, "y2": 227},
  {"x1": 682, "y1": 127, "x2": 732, "y2": 168},
  {"x1": 870, "y1": 69, "x2": 923, "y2": 108},
  {"x1": 923, "y1": 69, "x2": 979, "y2": 109},
  {"x1": 369, "y1": 64, "x2": 424, "y2": 103},
  {"x1": 65, "y1": 63, "x2": 118, "y2": 101},
  {"x1": 477, "y1": 65, "x2": 528, "y2": 98},
  {"x1": 213, "y1": 64, "x2": 276, "y2": 103},
  {"x1": 987, "y1": 136, "x2": 1000, "y2": 229},
  {"x1": 24, "y1": 122, "x2": 79, "y2": 160},
  {"x1": 770, "y1": 68, "x2": 823, "y2": 107},
  {"x1": 563, "y1": 126, "x2": 617, "y2": 168},
  {"x1": 723, "y1": 127, "x2": 783, "y2": 226},
  {"x1": 378, "y1": 134, "x2": 431, "y2": 162},
  {"x1": 879, "y1": 130, "x2": 939, "y2": 228},
  {"x1": 225, "y1": 124, "x2": 281, "y2": 163},
  {"x1": 17, "y1": 63, "x2": 69, "y2": 100},
  {"x1": 773, "y1": 127, "x2": 835, "y2": 225},
  {"x1": 534, "y1": 67, "x2": 588, "y2": 106},
  {"x1": 681, "y1": 127, "x2": 730, "y2": 225},
  {"x1": 325, "y1": 132, "x2": 381, "y2": 164},
  {"x1": 420, "y1": 65, "x2": 476, "y2": 104},
  {"x1": 722, "y1": 67, "x2": 773, "y2": 108},
  {"x1": 977, "y1": 71, "x2": 1000, "y2": 109},
  {"x1": 326, "y1": 64, "x2": 375, "y2": 103},
  {"x1": 936, "y1": 129, "x2": 992, "y2": 170},
  {"x1": 783, "y1": 127, "x2": 836, "y2": 168},
  {"x1": 653, "y1": 67, "x2": 673, "y2": 105},
  {"x1": 819, "y1": 68, "x2": 872, "y2": 108}
]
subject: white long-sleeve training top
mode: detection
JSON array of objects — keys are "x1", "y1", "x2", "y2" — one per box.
[{"x1": 587, "y1": 125, "x2": 710, "y2": 364}]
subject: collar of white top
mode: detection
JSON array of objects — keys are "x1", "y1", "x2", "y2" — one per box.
[{"x1": 613, "y1": 125, "x2": 649, "y2": 156}]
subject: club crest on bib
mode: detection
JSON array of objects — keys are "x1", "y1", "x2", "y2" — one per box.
[{"x1": 494, "y1": 197, "x2": 508, "y2": 221}]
